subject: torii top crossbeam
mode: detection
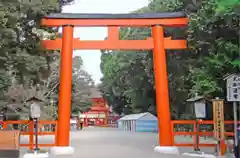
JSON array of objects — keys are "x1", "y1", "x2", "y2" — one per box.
[
  {"x1": 41, "y1": 12, "x2": 187, "y2": 27},
  {"x1": 41, "y1": 12, "x2": 188, "y2": 50}
]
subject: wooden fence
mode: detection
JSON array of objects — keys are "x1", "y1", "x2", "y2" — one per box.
[
  {"x1": 1, "y1": 120, "x2": 57, "y2": 150},
  {"x1": 171, "y1": 120, "x2": 238, "y2": 154},
  {"x1": 0, "y1": 119, "x2": 237, "y2": 154}
]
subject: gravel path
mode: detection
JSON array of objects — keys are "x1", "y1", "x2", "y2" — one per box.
[{"x1": 19, "y1": 127, "x2": 234, "y2": 158}]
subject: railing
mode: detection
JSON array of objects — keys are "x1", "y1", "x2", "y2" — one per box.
[
  {"x1": 0, "y1": 119, "x2": 236, "y2": 153},
  {"x1": 1, "y1": 120, "x2": 57, "y2": 150},
  {"x1": 171, "y1": 120, "x2": 238, "y2": 155}
]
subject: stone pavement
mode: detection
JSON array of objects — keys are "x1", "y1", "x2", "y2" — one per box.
[{"x1": 19, "y1": 127, "x2": 234, "y2": 158}]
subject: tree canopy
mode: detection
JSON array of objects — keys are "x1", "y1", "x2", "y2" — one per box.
[
  {"x1": 100, "y1": 0, "x2": 240, "y2": 119},
  {"x1": 0, "y1": 0, "x2": 94, "y2": 120},
  {"x1": 216, "y1": 0, "x2": 240, "y2": 12}
]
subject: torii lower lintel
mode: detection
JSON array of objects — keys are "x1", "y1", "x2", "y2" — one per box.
[{"x1": 42, "y1": 37, "x2": 187, "y2": 50}]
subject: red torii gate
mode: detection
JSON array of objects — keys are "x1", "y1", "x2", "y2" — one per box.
[{"x1": 41, "y1": 12, "x2": 188, "y2": 155}]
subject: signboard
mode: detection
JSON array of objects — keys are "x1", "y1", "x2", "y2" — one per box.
[
  {"x1": 194, "y1": 102, "x2": 206, "y2": 118},
  {"x1": 226, "y1": 74, "x2": 240, "y2": 101},
  {"x1": 213, "y1": 99, "x2": 224, "y2": 140}
]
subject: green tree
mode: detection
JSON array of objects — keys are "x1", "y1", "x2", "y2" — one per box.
[
  {"x1": 100, "y1": 0, "x2": 190, "y2": 117},
  {"x1": 216, "y1": 0, "x2": 240, "y2": 12},
  {"x1": 72, "y1": 56, "x2": 94, "y2": 113},
  {"x1": 187, "y1": 0, "x2": 239, "y2": 97},
  {"x1": 0, "y1": 0, "x2": 75, "y2": 120},
  {"x1": 100, "y1": 0, "x2": 240, "y2": 120}
]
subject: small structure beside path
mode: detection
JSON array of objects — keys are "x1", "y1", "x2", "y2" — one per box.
[{"x1": 117, "y1": 112, "x2": 158, "y2": 132}]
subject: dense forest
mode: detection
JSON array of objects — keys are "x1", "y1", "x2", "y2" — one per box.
[
  {"x1": 0, "y1": 0, "x2": 94, "y2": 120},
  {"x1": 99, "y1": 0, "x2": 240, "y2": 119}
]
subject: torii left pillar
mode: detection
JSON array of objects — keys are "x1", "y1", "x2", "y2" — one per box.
[{"x1": 50, "y1": 25, "x2": 75, "y2": 155}]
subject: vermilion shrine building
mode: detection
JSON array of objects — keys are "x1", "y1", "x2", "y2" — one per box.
[
  {"x1": 71, "y1": 88, "x2": 119, "y2": 127},
  {"x1": 80, "y1": 88, "x2": 110, "y2": 126}
]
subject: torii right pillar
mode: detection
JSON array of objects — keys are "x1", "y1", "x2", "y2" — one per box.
[{"x1": 152, "y1": 25, "x2": 179, "y2": 154}]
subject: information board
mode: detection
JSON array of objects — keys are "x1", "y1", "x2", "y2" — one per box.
[
  {"x1": 30, "y1": 103, "x2": 41, "y2": 118},
  {"x1": 194, "y1": 102, "x2": 206, "y2": 118},
  {"x1": 226, "y1": 74, "x2": 240, "y2": 102},
  {"x1": 213, "y1": 99, "x2": 224, "y2": 140}
]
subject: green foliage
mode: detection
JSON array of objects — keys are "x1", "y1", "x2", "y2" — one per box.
[
  {"x1": 72, "y1": 56, "x2": 95, "y2": 113},
  {"x1": 0, "y1": 0, "x2": 96, "y2": 120},
  {"x1": 216, "y1": 0, "x2": 240, "y2": 12},
  {"x1": 100, "y1": 0, "x2": 190, "y2": 116},
  {"x1": 100, "y1": 0, "x2": 240, "y2": 119},
  {"x1": 0, "y1": 0, "x2": 63, "y2": 115},
  {"x1": 187, "y1": 0, "x2": 240, "y2": 98}
]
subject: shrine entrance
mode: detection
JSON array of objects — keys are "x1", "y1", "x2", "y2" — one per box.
[
  {"x1": 41, "y1": 12, "x2": 188, "y2": 153},
  {"x1": 81, "y1": 97, "x2": 109, "y2": 127}
]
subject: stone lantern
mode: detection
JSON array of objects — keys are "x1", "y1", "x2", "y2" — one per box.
[
  {"x1": 186, "y1": 93, "x2": 206, "y2": 119},
  {"x1": 25, "y1": 96, "x2": 44, "y2": 156},
  {"x1": 186, "y1": 93, "x2": 206, "y2": 154}
]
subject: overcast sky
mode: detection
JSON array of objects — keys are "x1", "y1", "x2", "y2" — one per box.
[{"x1": 62, "y1": 0, "x2": 150, "y2": 84}]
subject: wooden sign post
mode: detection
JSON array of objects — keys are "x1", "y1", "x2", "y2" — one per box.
[
  {"x1": 212, "y1": 98, "x2": 225, "y2": 155},
  {"x1": 225, "y1": 74, "x2": 240, "y2": 157}
]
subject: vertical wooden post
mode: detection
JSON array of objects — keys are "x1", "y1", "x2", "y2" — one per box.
[
  {"x1": 152, "y1": 25, "x2": 173, "y2": 146},
  {"x1": 104, "y1": 111, "x2": 108, "y2": 127},
  {"x1": 54, "y1": 121, "x2": 58, "y2": 146},
  {"x1": 220, "y1": 140, "x2": 227, "y2": 155},
  {"x1": 193, "y1": 121, "x2": 197, "y2": 150},
  {"x1": 85, "y1": 113, "x2": 88, "y2": 127},
  {"x1": 29, "y1": 120, "x2": 34, "y2": 150},
  {"x1": 108, "y1": 27, "x2": 119, "y2": 41},
  {"x1": 97, "y1": 112, "x2": 99, "y2": 126},
  {"x1": 56, "y1": 25, "x2": 74, "y2": 146},
  {"x1": 2, "y1": 121, "x2": 7, "y2": 129},
  {"x1": 213, "y1": 98, "x2": 225, "y2": 155},
  {"x1": 171, "y1": 122, "x2": 175, "y2": 145}
]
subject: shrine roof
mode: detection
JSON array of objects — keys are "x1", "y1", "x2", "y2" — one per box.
[{"x1": 44, "y1": 12, "x2": 186, "y2": 19}]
